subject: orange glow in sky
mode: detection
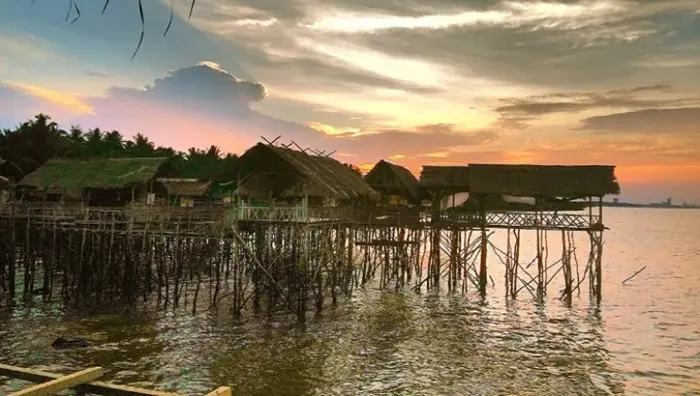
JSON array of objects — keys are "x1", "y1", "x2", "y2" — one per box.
[{"x1": 1, "y1": 0, "x2": 699, "y2": 203}]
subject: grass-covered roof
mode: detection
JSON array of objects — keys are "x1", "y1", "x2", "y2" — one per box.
[
  {"x1": 468, "y1": 164, "x2": 620, "y2": 197},
  {"x1": 19, "y1": 157, "x2": 177, "y2": 190}
]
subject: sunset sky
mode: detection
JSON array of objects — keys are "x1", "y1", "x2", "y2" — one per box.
[{"x1": 1, "y1": 0, "x2": 699, "y2": 203}]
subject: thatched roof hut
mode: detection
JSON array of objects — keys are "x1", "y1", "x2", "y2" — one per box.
[
  {"x1": 364, "y1": 160, "x2": 424, "y2": 204},
  {"x1": 419, "y1": 166, "x2": 471, "y2": 192},
  {"x1": 18, "y1": 157, "x2": 178, "y2": 202},
  {"x1": 419, "y1": 164, "x2": 619, "y2": 198},
  {"x1": 217, "y1": 143, "x2": 378, "y2": 200},
  {"x1": 157, "y1": 178, "x2": 213, "y2": 197},
  {"x1": 467, "y1": 164, "x2": 620, "y2": 198}
]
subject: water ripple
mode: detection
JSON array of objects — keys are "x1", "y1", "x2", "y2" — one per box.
[{"x1": 1, "y1": 209, "x2": 699, "y2": 395}]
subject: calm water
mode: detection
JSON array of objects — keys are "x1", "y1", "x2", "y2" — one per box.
[{"x1": 1, "y1": 208, "x2": 699, "y2": 395}]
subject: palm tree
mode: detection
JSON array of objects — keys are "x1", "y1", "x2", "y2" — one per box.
[
  {"x1": 85, "y1": 128, "x2": 103, "y2": 157},
  {"x1": 103, "y1": 130, "x2": 125, "y2": 157},
  {"x1": 66, "y1": 126, "x2": 85, "y2": 157},
  {"x1": 205, "y1": 145, "x2": 222, "y2": 159},
  {"x1": 126, "y1": 133, "x2": 156, "y2": 157},
  {"x1": 32, "y1": 113, "x2": 58, "y2": 132}
]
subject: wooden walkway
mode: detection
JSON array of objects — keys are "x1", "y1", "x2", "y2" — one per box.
[{"x1": 0, "y1": 364, "x2": 230, "y2": 396}]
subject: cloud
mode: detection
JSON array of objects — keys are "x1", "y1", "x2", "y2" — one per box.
[
  {"x1": 315, "y1": 2, "x2": 700, "y2": 94},
  {"x1": 0, "y1": 82, "x2": 92, "y2": 127},
  {"x1": 294, "y1": 38, "x2": 455, "y2": 90},
  {"x1": 321, "y1": 123, "x2": 499, "y2": 162},
  {"x1": 578, "y1": 108, "x2": 700, "y2": 133},
  {"x1": 634, "y1": 55, "x2": 700, "y2": 69},
  {"x1": 494, "y1": 84, "x2": 700, "y2": 117},
  {"x1": 62, "y1": 64, "x2": 496, "y2": 162},
  {"x1": 307, "y1": 122, "x2": 360, "y2": 136},
  {"x1": 49, "y1": 62, "x2": 312, "y2": 153},
  {"x1": 242, "y1": 41, "x2": 448, "y2": 95},
  {"x1": 147, "y1": 61, "x2": 268, "y2": 104},
  {"x1": 303, "y1": 0, "x2": 630, "y2": 34},
  {"x1": 178, "y1": 0, "x2": 699, "y2": 128}
]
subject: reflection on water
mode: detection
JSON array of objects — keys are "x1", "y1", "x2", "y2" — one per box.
[{"x1": 1, "y1": 208, "x2": 699, "y2": 395}]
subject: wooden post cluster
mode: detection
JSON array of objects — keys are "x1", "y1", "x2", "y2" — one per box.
[{"x1": 0, "y1": 200, "x2": 606, "y2": 314}]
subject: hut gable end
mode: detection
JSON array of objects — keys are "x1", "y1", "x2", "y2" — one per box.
[
  {"x1": 467, "y1": 164, "x2": 620, "y2": 197},
  {"x1": 365, "y1": 160, "x2": 422, "y2": 202}
]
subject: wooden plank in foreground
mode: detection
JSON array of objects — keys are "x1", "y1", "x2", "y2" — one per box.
[
  {"x1": 0, "y1": 364, "x2": 178, "y2": 396},
  {"x1": 205, "y1": 386, "x2": 232, "y2": 396},
  {"x1": 8, "y1": 367, "x2": 103, "y2": 396}
]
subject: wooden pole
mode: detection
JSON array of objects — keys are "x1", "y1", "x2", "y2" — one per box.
[
  {"x1": 479, "y1": 194, "x2": 488, "y2": 295},
  {"x1": 206, "y1": 387, "x2": 232, "y2": 396},
  {"x1": 9, "y1": 367, "x2": 103, "y2": 396},
  {"x1": 0, "y1": 363, "x2": 195, "y2": 395}
]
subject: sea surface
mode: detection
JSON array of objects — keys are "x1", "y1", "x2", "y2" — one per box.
[{"x1": 1, "y1": 208, "x2": 699, "y2": 395}]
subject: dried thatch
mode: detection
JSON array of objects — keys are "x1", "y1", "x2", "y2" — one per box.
[
  {"x1": 218, "y1": 143, "x2": 378, "y2": 199},
  {"x1": 468, "y1": 164, "x2": 620, "y2": 197},
  {"x1": 19, "y1": 157, "x2": 178, "y2": 191},
  {"x1": 158, "y1": 178, "x2": 213, "y2": 197},
  {"x1": 419, "y1": 166, "x2": 471, "y2": 191},
  {"x1": 365, "y1": 160, "x2": 423, "y2": 203}
]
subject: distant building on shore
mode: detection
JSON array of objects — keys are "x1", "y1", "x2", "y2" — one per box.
[{"x1": 650, "y1": 197, "x2": 672, "y2": 207}]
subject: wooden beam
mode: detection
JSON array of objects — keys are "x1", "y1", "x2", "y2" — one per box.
[
  {"x1": 0, "y1": 364, "x2": 178, "y2": 396},
  {"x1": 9, "y1": 367, "x2": 103, "y2": 396},
  {"x1": 206, "y1": 386, "x2": 232, "y2": 396}
]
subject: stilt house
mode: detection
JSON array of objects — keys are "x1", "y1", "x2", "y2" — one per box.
[
  {"x1": 17, "y1": 157, "x2": 179, "y2": 206},
  {"x1": 217, "y1": 142, "x2": 378, "y2": 221},
  {"x1": 467, "y1": 164, "x2": 620, "y2": 203},
  {"x1": 158, "y1": 178, "x2": 213, "y2": 208},
  {"x1": 364, "y1": 160, "x2": 425, "y2": 207},
  {"x1": 420, "y1": 166, "x2": 472, "y2": 211},
  {"x1": 466, "y1": 164, "x2": 619, "y2": 212},
  {"x1": 420, "y1": 164, "x2": 620, "y2": 215}
]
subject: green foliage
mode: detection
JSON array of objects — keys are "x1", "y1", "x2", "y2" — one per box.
[{"x1": 0, "y1": 114, "x2": 237, "y2": 181}]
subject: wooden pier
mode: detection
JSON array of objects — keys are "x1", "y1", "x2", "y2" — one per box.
[
  {"x1": 0, "y1": 363, "x2": 230, "y2": 396},
  {"x1": 0, "y1": 140, "x2": 620, "y2": 320},
  {"x1": 0, "y1": 198, "x2": 609, "y2": 320}
]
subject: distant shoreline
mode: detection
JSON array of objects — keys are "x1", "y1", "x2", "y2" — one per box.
[{"x1": 602, "y1": 202, "x2": 700, "y2": 210}]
